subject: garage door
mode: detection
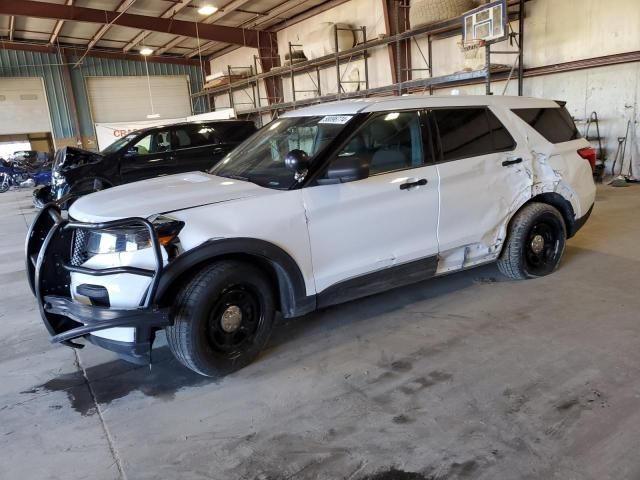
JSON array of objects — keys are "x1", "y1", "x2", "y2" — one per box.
[
  {"x1": 0, "y1": 78, "x2": 52, "y2": 135},
  {"x1": 86, "y1": 76, "x2": 192, "y2": 123}
]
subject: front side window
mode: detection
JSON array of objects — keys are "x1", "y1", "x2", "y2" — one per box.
[
  {"x1": 210, "y1": 116, "x2": 347, "y2": 189},
  {"x1": 101, "y1": 133, "x2": 138, "y2": 155},
  {"x1": 332, "y1": 111, "x2": 426, "y2": 175},
  {"x1": 132, "y1": 130, "x2": 171, "y2": 155}
]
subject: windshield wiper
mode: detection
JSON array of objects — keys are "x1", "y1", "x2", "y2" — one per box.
[{"x1": 225, "y1": 174, "x2": 251, "y2": 182}]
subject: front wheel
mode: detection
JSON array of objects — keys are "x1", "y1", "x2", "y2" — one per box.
[
  {"x1": 497, "y1": 202, "x2": 567, "y2": 280},
  {"x1": 166, "y1": 261, "x2": 275, "y2": 377}
]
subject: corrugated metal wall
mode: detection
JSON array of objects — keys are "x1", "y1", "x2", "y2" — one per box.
[
  {"x1": 0, "y1": 49, "x2": 206, "y2": 141},
  {"x1": 0, "y1": 49, "x2": 74, "y2": 139}
]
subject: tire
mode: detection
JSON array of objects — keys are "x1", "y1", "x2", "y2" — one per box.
[
  {"x1": 0, "y1": 173, "x2": 11, "y2": 193},
  {"x1": 497, "y1": 202, "x2": 567, "y2": 280},
  {"x1": 166, "y1": 261, "x2": 275, "y2": 377}
]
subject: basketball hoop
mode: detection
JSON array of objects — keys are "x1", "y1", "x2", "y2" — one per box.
[
  {"x1": 458, "y1": 39, "x2": 486, "y2": 71},
  {"x1": 458, "y1": 39, "x2": 486, "y2": 60}
]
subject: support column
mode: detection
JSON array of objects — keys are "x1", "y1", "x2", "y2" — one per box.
[
  {"x1": 383, "y1": 0, "x2": 411, "y2": 92},
  {"x1": 257, "y1": 32, "x2": 283, "y2": 106}
]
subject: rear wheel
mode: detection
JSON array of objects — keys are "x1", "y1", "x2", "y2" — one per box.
[
  {"x1": 497, "y1": 202, "x2": 567, "y2": 280},
  {"x1": 166, "y1": 261, "x2": 275, "y2": 377}
]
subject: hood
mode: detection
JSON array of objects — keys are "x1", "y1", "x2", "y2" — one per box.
[
  {"x1": 69, "y1": 172, "x2": 271, "y2": 222},
  {"x1": 54, "y1": 146, "x2": 104, "y2": 173}
]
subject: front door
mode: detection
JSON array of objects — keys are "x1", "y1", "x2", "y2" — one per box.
[
  {"x1": 120, "y1": 129, "x2": 174, "y2": 183},
  {"x1": 120, "y1": 130, "x2": 175, "y2": 183},
  {"x1": 303, "y1": 110, "x2": 440, "y2": 302},
  {"x1": 431, "y1": 106, "x2": 533, "y2": 273}
]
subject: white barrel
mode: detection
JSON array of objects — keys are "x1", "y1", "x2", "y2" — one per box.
[
  {"x1": 304, "y1": 23, "x2": 355, "y2": 60},
  {"x1": 410, "y1": 0, "x2": 475, "y2": 28}
]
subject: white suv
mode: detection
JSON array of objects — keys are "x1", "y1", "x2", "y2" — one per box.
[{"x1": 27, "y1": 95, "x2": 596, "y2": 376}]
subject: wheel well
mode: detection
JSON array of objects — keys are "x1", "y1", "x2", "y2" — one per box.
[
  {"x1": 520, "y1": 192, "x2": 577, "y2": 238},
  {"x1": 71, "y1": 177, "x2": 112, "y2": 192},
  {"x1": 156, "y1": 253, "x2": 282, "y2": 312}
]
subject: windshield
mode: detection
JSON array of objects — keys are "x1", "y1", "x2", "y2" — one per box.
[
  {"x1": 209, "y1": 115, "x2": 350, "y2": 189},
  {"x1": 101, "y1": 133, "x2": 138, "y2": 155}
]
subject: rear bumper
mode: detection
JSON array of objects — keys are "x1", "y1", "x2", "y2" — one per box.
[{"x1": 25, "y1": 205, "x2": 170, "y2": 360}]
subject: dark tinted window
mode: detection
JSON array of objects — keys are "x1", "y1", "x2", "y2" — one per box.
[
  {"x1": 333, "y1": 111, "x2": 426, "y2": 175},
  {"x1": 433, "y1": 108, "x2": 516, "y2": 161},
  {"x1": 214, "y1": 122, "x2": 257, "y2": 143},
  {"x1": 487, "y1": 110, "x2": 516, "y2": 151},
  {"x1": 512, "y1": 106, "x2": 581, "y2": 144},
  {"x1": 434, "y1": 108, "x2": 494, "y2": 161},
  {"x1": 172, "y1": 125, "x2": 219, "y2": 149}
]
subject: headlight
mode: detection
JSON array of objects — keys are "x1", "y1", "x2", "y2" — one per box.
[{"x1": 82, "y1": 216, "x2": 184, "y2": 255}]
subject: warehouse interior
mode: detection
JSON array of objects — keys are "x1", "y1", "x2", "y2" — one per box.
[{"x1": 1, "y1": 0, "x2": 640, "y2": 479}]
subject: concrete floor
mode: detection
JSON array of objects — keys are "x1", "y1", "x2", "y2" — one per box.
[{"x1": 1, "y1": 185, "x2": 640, "y2": 480}]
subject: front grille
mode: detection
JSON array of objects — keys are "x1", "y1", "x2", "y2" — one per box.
[{"x1": 70, "y1": 229, "x2": 90, "y2": 266}]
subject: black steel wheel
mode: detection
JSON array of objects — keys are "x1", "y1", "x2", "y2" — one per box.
[
  {"x1": 166, "y1": 260, "x2": 275, "y2": 377},
  {"x1": 498, "y1": 202, "x2": 567, "y2": 280},
  {"x1": 206, "y1": 285, "x2": 265, "y2": 359}
]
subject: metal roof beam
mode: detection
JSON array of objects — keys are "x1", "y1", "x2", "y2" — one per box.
[
  {"x1": 85, "y1": 0, "x2": 136, "y2": 52},
  {"x1": 155, "y1": 36, "x2": 188, "y2": 56},
  {"x1": 182, "y1": 0, "x2": 254, "y2": 58},
  {"x1": 8, "y1": 16, "x2": 15, "y2": 42},
  {"x1": 0, "y1": 0, "x2": 272, "y2": 48},
  {"x1": 0, "y1": 41, "x2": 203, "y2": 67},
  {"x1": 49, "y1": 0, "x2": 73, "y2": 44},
  {"x1": 123, "y1": 0, "x2": 192, "y2": 52}
]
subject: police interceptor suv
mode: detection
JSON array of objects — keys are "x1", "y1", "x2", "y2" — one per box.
[{"x1": 26, "y1": 96, "x2": 596, "y2": 377}]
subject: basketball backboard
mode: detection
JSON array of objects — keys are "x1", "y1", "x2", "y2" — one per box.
[{"x1": 463, "y1": 0, "x2": 508, "y2": 45}]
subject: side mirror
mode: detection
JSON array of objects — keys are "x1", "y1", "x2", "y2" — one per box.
[
  {"x1": 321, "y1": 156, "x2": 369, "y2": 184},
  {"x1": 285, "y1": 149, "x2": 311, "y2": 182},
  {"x1": 285, "y1": 149, "x2": 310, "y2": 173}
]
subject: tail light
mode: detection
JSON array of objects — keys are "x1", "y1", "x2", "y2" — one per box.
[{"x1": 578, "y1": 147, "x2": 597, "y2": 172}]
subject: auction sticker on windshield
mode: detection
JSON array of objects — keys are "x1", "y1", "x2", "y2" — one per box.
[{"x1": 319, "y1": 115, "x2": 353, "y2": 124}]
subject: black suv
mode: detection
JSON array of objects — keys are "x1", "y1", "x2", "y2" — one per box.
[{"x1": 34, "y1": 120, "x2": 257, "y2": 208}]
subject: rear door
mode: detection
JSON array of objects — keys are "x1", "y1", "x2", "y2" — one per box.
[
  {"x1": 119, "y1": 129, "x2": 174, "y2": 183},
  {"x1": 432, "y1": 107, "x2": 533, "y2": 273},
  {"x1": 303, "y1": 110, "x2": 440, "y2": 300}
]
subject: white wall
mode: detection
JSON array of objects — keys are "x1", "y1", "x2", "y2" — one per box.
[
  {"x1": 209, "y1": 0, "x2": 391, "y2": 119},
  {"x1": 431, "y1": 0, "x2": 640, "y2": 175},
  {"x1": 208, "y1": 0, "x2": 640, "y2": 173}
]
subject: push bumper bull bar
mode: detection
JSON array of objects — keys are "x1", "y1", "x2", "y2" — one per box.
[{"x1": 25, "y1": 204, "x2": 170, "y2": 350}]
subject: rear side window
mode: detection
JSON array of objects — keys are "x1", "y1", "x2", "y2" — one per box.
[
  {"x1": 512, "y1": 106, "x2": 581, "y2": 144},
  {"x1": 433, "y1": 108, "x2": 515, "y2": 162},
  {"x1": 487, "y1": 110, "x2": 516, "y2": 151},
  {"x1": 173, "y1": 125, "x2": 220, "y2": 149},
  {"x1": 214, "y1": 122, "x2": 257, "y2": 143}
]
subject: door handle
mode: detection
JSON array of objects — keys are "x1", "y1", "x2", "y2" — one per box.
[
  {"x1": 399, "y1": 178, "x2": 428, "y2": 190},
  {"x1": 502, "y1": 158, "x2": 523, "y2": 167}
]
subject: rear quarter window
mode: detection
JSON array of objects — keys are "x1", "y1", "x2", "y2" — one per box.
[{"x1": 512, "y1": 106, "x2": 581, "y2": 144}]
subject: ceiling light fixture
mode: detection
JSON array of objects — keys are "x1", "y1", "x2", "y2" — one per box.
[
  {"x1": 140, "y1": 47, "x2": 154, "y2": 56},
  {"x1": 198, "y1": 4, "x2": 218, "y2": 15}
]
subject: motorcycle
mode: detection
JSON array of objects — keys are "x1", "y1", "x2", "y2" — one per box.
[{"x1": 0, "y1": 159, "x2": 52, "y2": 194}]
